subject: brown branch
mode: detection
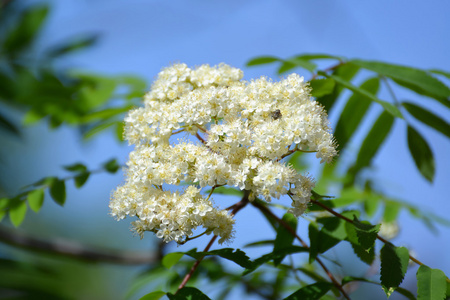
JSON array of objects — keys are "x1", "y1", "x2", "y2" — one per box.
[
  {"x1": 176, "y1": 191, "x2": 250, "y2": 292},
  {"x1": 311, "y1": 199, "x2": 425, "y2": 266},
  {"x1": 0, "y1": 225, "x2": 156, "y2": 265},
  {"x1": 252, "y1": 201, "x2": 351, "y2": 300},
  {"x1": 310, "y1": 61, "x2": 345, "y2": 80}
]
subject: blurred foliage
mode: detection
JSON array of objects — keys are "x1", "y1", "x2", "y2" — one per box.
[{"x1": 1, "y1": 2, "x2": 450, "y2": 300}]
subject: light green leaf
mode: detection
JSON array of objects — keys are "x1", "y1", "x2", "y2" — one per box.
[
  {"x1": 246, "y1": 56, "x2": 280, "y2": 66},
  {"x1": 273, "y1": 213, "x2": 297, "y2": 265},
  {"x1": 383, "y1": 201, "x2": 401, "y2": 223},
  {"x1": 416, "y1": 265, "x2": 447, "y2": 300},
  {"x1": 310, "y1": 78, "x2": 335, "y2": 98},
  {"x1": 324, "y1": 72, "x2": 402, "y2": 118},
  {"x1": 139, "y1": 291, "x2": 166, "y2": 300},
  {"x1": 49, "y1": 178, "x2": 66, "y2": 206},
  {"x1": 403, "y1": 102, "x2": 450, "y2": 139},
  {"x1": 116, "y1": 121, "x2": 125, "y2": 142},
  {"x1": 380, "y1": 244, "x2": 410, "y2": 297},
  {"x1": 334, "y1": 77, "x2": 379, "y2": 151},
  {"x1": 278, "y1": 57, "x2": 317, "y2": 73},
  {"x1": 430, "y1": 69, "x2": 450, "y2": 80},
  {"x1": 349, "y1": 111, "x2": 395, "y2": 179},
  {"x1": 407, "y1": 126, "x2": 435, "y2": 182},
  {"x1": 284, "y1": 282, "x2": 333, "y2": 300},
  {"x1": 27, "y1": 189, "x2": 44, "y2": 213},
  {"x1": 162, "y1": 252, "x2": 184, "y2": 269},
  {"x1": 9, "y1": 199, "x2": 27, "y2": 227},
  {"x1": 351, "y1": 60, "x2": 450, "y2": 108}
]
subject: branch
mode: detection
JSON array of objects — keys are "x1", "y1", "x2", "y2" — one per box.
[
  {"x1": 251, "y1": 201, "x2": 351, "y2": 300},
  {"x1": 176, "y1": 191, "x2": 250, "y2": 292},
  {"x1": 310, "y1": 199, "x2": 425, "y2": 266},
  {"x1": 0, "y1": 225, "x2": 157, "y2": 265}
]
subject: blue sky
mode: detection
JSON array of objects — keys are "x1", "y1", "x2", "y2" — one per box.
[{"x1": 2, "y1": 1, "x2": 450, "y2": 299}]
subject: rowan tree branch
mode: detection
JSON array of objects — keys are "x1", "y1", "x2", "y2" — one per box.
[{"x1": 0, "y1": 225, "x2": 157, "y2": 265}]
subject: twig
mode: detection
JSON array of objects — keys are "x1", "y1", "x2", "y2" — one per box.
[
  {"x1": 0, "y1": 225, "x2": 156, "y2": 265},
  {"x1": 311, "y1": 61, "x2": 345, "y2": 80},
  {"x1": 176, "y1": 191, "x2": 250, "y2": 292},
  {"x1": 310, "y1": 199, "x2": 425, "y2": 266},
  {"x1": 252, "y1": 201, "x2": 351, "y2": 300}
]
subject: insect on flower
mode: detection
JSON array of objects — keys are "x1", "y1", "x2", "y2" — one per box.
[{"x1": 270, "y1": 109, "x2": 282, "y2": 120}]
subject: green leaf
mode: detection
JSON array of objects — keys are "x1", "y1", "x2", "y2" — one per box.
[
  {"x1": 345, "y1": 221, "x2": 375, "y2": 265},
  {"x1": 278, "y1": 57, "x2": 317, "y2": 73},
  {"x1": 348, "y1": 110, "x2": 395, "y2": 180},
  {"x1": 351, "y1": 60, "x2": 450, "y2": 108},
  {"x1": 63, "y1": 163, "x2": 87, "y2": 173},
  {"x1": 83, "y1": 121, "x2": 116, "y2": 140},
  {"x1": 116, "y1": 121, "x2": 125, "y2": 142},
  {"x1": 204, "y1": 186, "x2": 243, "y2": 197},
  {"x1": 324, "y1": 72, "x2": 403, "y2": 118},
  {"x1": 352, "y1": 217, "x2": 380, "y2": 251},
  {"x1": 295, "y1": 53, "x2": 341, "y2": 61},
  {"x1": 162, "y1": 252, "x2": 184, "y2": 269},
  {"x1": 27, "y1": 189, "x2": 44, "y2": 213},
  {"x1": 273, "y1": 213, "x2": 297, "y2": 265},
  {"x1": 246, "y1": 56, "x2": 280, "y2": 66},
  {"x1": 244, "y1": 246, "x2": 309, "y2": 275},
  {"x1": 310, "y1": 78, "x2": 335, "y2": 98},
  {"x1": 416, "y1": 265, "x2": 447, "y2": 300},
  {"x1": 403, "y1": 102, "x2": 450, "y2": 139},
  {"x1": 103, "y1": 158, "x2": 120, "y2": 173},
  {"x1": 316, "y1": 63, "x2": 359, "y2": 113},
  {"x1": 185, "y1": 248, "x2": 253, "y2": 269},
  {"x1": 9, "y1": 199, "x2": 27, "y2": 227},
  {"x1": 74, "y1": 172, "x2": 90, "y2": 188},
  {"x1": 430, "y1": 69, "x2": 450, "y2": 80},
  {"x1": 47, "y1": 34, "x2": 99, "y2": 58},
  {"x1": 383, "y1": 201, "x2": 401, "y2": 223},
  {"x1": 139, "y1": 291, "x2": 166, "y2": 300},
  {"x1": 167, "y1": 287, "x2": 211, "y2": 300},
  {"x1": 407, "y1": 126, "x2": 435, "y2": 182},
  {"x1": 3, "y1": 5, "x2": 49, "y2": 55},
  {"x1": 334, "y1": 77, "x2": 379, "y2": 151},
  {"x1": 80, "y1": 106, "x2": 133, "y2": 124},
  {"x1": 49, "y1": 178, "x2": 66, "y2": 206},
  {"x1": 284, "y1": 282, "x2": 333, "y2": 300},
  {"x1": 380, "y1": 244, "x2": 410, "y2": 297},
  {"x1": 341, "y1": 277, "x2": 416, "y2": 300}
]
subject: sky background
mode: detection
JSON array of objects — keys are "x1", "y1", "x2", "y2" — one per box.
[{"x1": 2, "y1": 1, "x2": 450, "y2": 299}]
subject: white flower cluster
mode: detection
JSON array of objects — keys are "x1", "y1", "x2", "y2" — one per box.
[{"x1": 110, "y1": 63, "x2": 337, "y2": 244}]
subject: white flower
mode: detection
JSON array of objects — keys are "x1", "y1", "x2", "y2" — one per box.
[{"x1": 111, "y1": 63, "x2": 337, "y2": 244}]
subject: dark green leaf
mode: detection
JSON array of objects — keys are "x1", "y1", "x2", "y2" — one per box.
[
  {"x1": 407, "y1": 126, "x2": 435, "y2": 182},
  {"x1": 273, "y1": 213, "x2": 297, "y2": 265},
  {"x1": 334, "y1": 77, "x2": 379, "y2": 151},
  {"x1": 3, "y1": 6, "x2": 49, "y2": 55},
  {"x1": 167, "y1": 287, "x2": 211, "y2": 300},
  {"x1": 351, "y1": 60, "x2": 450, "y2": 108},
  {"x1": 162, "y1": 252, "x2": 184, "y2": 269},
  {"x1": 352, "y1": 217, "x2": 380, "y2": 251},
  {"x1": 324, "y1": 72, "x2": 402, "y2": 118},
  {"x1": 403, "y1": 102, "x2": 450, "y2": 139},
  {"x1": 244, "y1": 246, "x2": 309, "y2": 275},
  {"x1": 27, "y1": 189, "x2": 44, "y2": 213},
  {"x1": 63, "y1": 163, "x2": 87, "y2": 173},
  {"x1": 185, "y1": 248, "x2": 253, "y2": 269},
  {"x1": 416, "y1": 265, "x2": 447, "y2": 300},
  {"x1": 139, "y1": 291, "x2": 166, "y2": 300},
  {"x1": 380, "y1": 244, "x2": 410, "y2": 297},
  {"x1": 246, "y1": 56, "x2": 280, "y2": 66},
  {"x1": 9, "y1": 199, "x2": 27, "y2": 227},
  {"x1": 345, "y1": 221, "x2": 375, "y2": 265},
  {"x1": 103, "y1": 158, "x2": 120, "y2": 173},
  {"x1": 348, "y1": 111, "x2": 395, "y2": 179},
  {"x1": 47, "y1": 34, "x2": 99, "y2": 57},
  {"x1": 74, "y1": 172, "x2": 90, "y2": 188},
  {"x1": 284, "y1": 282, "x2": 333, "y2": 300},
  {"x1": 295, "y1": 53, "x2": 341, "y2": 61},
  {"x1": 310, "y1": 78, "x2": 335, "y2": 98},
  {"x1": 430, "y1": 69, "x2": 450, "y2": 80},
  {"x1": 0, "y1": 112, "x2": 20, "y2": 135},
  {"x1": 49, "y1": 178, "x2": 66, "y2": 206},
  {"x1": 244, "y1": 240, "x2": 274, "y2": 248},
  {"x1": 341, "y1": 277, "x2": 416, "y2": 300},
  {"x1": 278, "y1": 57, "x2": 317, "y2": 73},
  {"x1": 316, "y1": 63, "x2": 359, "y2": 113}
]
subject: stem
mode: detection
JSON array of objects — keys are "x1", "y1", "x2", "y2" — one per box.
[
  {"x1": 311, "y1": 61, "x2": 345, "y2": 80},
  {"x1": 0, "y1": 225, "x2": 156, "y2": 265},
  {"x1": 176, "y1": 191, "x2": 250, "y2": 292},
  {"x1": 311, "y1": 199, "x2": 426, "y2": 266},
  {"x1": 251, "y1": 201, "x2": 351, "y2": 300}
]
